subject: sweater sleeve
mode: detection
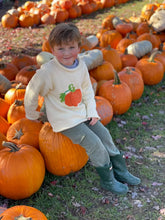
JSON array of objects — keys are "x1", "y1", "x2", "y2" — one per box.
[
  {"x1": 81, "y1": 64, "x2": 100, "y2": 119},
  {"x1": 24, "y1": 66, "x2": 53, "y2": 120}
]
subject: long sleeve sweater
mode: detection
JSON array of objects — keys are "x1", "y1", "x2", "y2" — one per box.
[{"x1": 24, "y1": 57, "x2": 99, "y2": 132}]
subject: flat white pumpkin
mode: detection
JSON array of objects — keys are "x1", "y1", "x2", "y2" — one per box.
[{"x1": 149, "y1": 9, "x2": 165, "y2": 32}]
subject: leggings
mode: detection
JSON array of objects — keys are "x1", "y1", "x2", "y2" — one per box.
[{"x1": 61, "y1": 120, "x2": 120, "y2": 167}]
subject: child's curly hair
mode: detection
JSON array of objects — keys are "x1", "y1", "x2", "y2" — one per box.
[{"x1": 48, "y1": 23, "x2": 81, "y2": 48}]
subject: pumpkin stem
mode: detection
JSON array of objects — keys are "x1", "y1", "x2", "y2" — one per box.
[
  {"x1": 0, "y1": 63, "x2": 6, "y2": 69},
  {"x1": 2, "y1": 141, "x2": 20, "y2": 152},
  {"x1": 12, "y1": 128, "x2": 24, "y2": 140},
  {"x1": 158, "y1": 43, "x2": 164, "y2": 52},
  {"x1": 125, "y1": 67, "x2": 132, "y2": 74},
  {"x1": 15, "y1": 215, "x2": 32, "y2": 220},
  {"x1": 148, "y1": 50, "x2": 161, "y2": 63},
  {"x1": 113, "y1": 70, "x2": 121, "y2": 85},
  {"x1": 14, "y1": 100, "x2": 24, "y2": 106}
]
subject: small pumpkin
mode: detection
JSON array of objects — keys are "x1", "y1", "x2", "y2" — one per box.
[
  {"x1": 135, "y1": 50, "x2": 164, "y2": 85},
  {"x1": 11, "y1": 54, "x2": 36, "y2": 70},
  {"x1": 0, "y1": 63, "x2": 19, "y2": 81},
  {"x1": 101, "y1": 45, "x2": 122, "y2": 72},
  {"x1": 4, "y1": 83, "x2": 26, "y2": 105},
  {"x1": 7, "y1": 100, "x2": 26, "y2": 124},
  {"x1": 126, "y1": 40, "x2": 153, "y2": 58},
  {"x1": 95, "y1": 95, "x2": 113, "y2": 125},
  {"x1": 1, "y1": 13, "x2": 18, "y2": 28},
  {"x1": 6, "y1": 118, "x2": 43, "y2": 150},
  {"x1": 118, "y1": 67, "x2": 144, "y2": 100},
  {"x1": 89, "y1": 60, "x2": 115, "y2": 81},
  {"x1": 0, "y1": 141, "x2": 45, "y2": 200},
  {"x1": 0, "y1": 205, "x2": 48, "y2": 220},
  {"x1": 39, "y1": 122, "x2": 88, "y2": 176},
  {"x1": 15, "y1": 65, "x2": 38, "y2": 85},
  {"x1": 99, "y1": 29, "x2": 123, "y2": 49}
]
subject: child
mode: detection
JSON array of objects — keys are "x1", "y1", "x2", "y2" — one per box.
[{"x1": 24, "y1": 23, "x2": 141, "y2": 195}]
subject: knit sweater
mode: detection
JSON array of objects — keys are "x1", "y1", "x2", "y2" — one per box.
[{"x1": 24, "y1": 57, "x2": 99, "y2": 132}]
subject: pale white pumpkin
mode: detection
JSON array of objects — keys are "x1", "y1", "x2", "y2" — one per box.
[
  {"x1": 78, "y1": 49, "x2": 103, "y2": 70},
  {"x1": 126, "y1": 40, "x2": 153, "y2": 58},
  {"x1": 149, "y1": 9, "x2": 165, "y2": 32},
  {"x1": 36, "y1": 51, "x2": 55, "y2": 66},
  {"x1": 86, "y1": 35, "x2": 99, "y2": 48}
]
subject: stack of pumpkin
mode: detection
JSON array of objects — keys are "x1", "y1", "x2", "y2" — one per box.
[
  {"x1": 0, "y1": 1, "x2": 165, "y2": 202},
  {"x1": 1, "y1": 0, "x2": 131, "y2": 28}
]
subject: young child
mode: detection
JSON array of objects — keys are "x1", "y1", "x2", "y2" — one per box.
[{"x1": 24, "y1": 23, "x2": 141, "y2": 195}]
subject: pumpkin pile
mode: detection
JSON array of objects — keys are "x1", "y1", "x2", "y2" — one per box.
[
  {"x1": 1, "y1": 0, "x2": 131, "y2": 28},
  {"x1": 0, "y1": 1, "x2": 165, "y2": 204}
]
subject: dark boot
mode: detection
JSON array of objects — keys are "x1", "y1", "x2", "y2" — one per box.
[
  {"x1": 110, "y1": 152, "x2": 141, "y2": 186},
  {"x1": 95, "y1": 163, "x2": 128, "y2": 195}
]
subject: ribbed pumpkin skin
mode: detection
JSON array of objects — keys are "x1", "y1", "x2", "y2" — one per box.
[
  {"x1": 39, "y1": 122, "x2": 88, "y2": 176},
  {"x1": 6, "y1": 118, "x2": 43, "y2": 149},
  {"x1": 95, "y1": 96, "x2": 113, "y2": 125},
  {"x1": 118, "y1": 68, "x2": 144, "y2": 100},
  {"x1": 0, "y1": 143, "x2": 45, "y2": 200},
  {"x1": 135, "y1": 58, "x2": 164, "y2": 85},
  {"x1": 0, "y1": 205, "x2": 48, "y2": 220},
  {"x1": 98, "y1": 79, "x2": 132, "y2": 115},
  {"x1": 0, "y1": 116, "x2": 10, "y2": 135}
]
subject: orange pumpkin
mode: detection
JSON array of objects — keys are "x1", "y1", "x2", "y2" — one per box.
[
  {"x1": 0, "y1": 205, "x2": 48, "y2": 220},
  {"x1": 100, "y1": 30, "x2": 123, "y2": 49},
  {"x1": 6, "y1": 118, "x2": 43, "y2": 150},
  {"x1": 118, "y1": 67, "x2": 144, "y2": 100},
  {"x1": 7, "y1": 100, "x2": 26, "y2": 124},
  {"x1": 0, "y1": 63, "x2": 19, "y2": 81},
  {"x1": 101, "y1": 45, "x2": 122, "y2": 72},
  {"x1": 1, "y1": 13, "x2": 18, "y2": 28},
  {"x1": 15, "y1": 65, "x2": 38, "y2": 85},
  {"x1": 95, "y1": 96, "x2": 113, "y2": 125},
  {"x1": 19, "y1": 12, "x2": 34, "y2": 27},
  {"x1": 135, "y1": 51, "x2": 164, "y2": 85},
  {"x1": 11, "y1": 54, "x2": 36, "y2": 70},
  {"x1": 4, "y1": 83, "x2": 26, "y2": 105},
  {"x1": 98, "y1": 71, "x2": 132, "y2": 115},
  {"x1": 39, "y1": 122, "x2": 88, "y2": 176},
  {"x1": 89, "y1": 60, "x2": 115, "y2": 81},
  {"x1": 0, "y1": 141, "x2": 45, "y2": 200},
  {"x1": 0, "y1": 98, "x2": 10, "y2": 119}
]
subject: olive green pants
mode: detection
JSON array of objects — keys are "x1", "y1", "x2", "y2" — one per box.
[{"x1": 61, "y1": 120, "x2": 120, "y2": 167}]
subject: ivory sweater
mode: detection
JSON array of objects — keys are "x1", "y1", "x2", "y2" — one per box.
[{"x1": 24, "y1": 57, "x2": 99, "y2": 132}]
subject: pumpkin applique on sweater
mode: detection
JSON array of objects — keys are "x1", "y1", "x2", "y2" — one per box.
[{"x1": 60, "y1": 83, "x2": 82, "y2": 106}]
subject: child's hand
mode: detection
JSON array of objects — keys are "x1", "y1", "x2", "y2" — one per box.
[{"x1": 88, "y1": 117, "x2": 99, "y2": 126}]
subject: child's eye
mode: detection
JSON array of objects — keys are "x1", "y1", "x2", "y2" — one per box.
[
  {"x1": 58, "y1": 48, "x2": 64, "y2": 51},
  {"x1": 70, "y1": 46, "x2": 75, "y2": 49}
]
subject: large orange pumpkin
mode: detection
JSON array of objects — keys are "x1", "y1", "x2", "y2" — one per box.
[
  {"x1": 98, "y1": 71, "x2": 132, "y2": 115},
  {"x1": 135, "y1": 51, "x2": 164, "y2": 85},
  {"x1": 0, "y1": 63, "x2": 19, "y2": 81},
  {"x1": 0, "y1": 141, "x2": 45, "y2": 200},
  {"x1": 0, "y1": 98, "x2": 10, "y2": 119},
  {"x1": 0, "y1": 205, "x2": 48, "y2": 220},
  {"x1": 39, "y1": 122, "x2": 88, "y2": 176}
]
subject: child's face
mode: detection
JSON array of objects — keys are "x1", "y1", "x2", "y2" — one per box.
[{"x1": 51, "y1": 41, "x2": 80, "y2": 66}]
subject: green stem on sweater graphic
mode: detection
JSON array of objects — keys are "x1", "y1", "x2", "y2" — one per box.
[{"x1": 60, "y1": 83, "x2": 82, "y2": 106}]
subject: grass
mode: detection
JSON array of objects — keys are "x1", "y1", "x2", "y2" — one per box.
[{"x1": 0, "y1": 0, "x2": 165, "y2": 219}]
